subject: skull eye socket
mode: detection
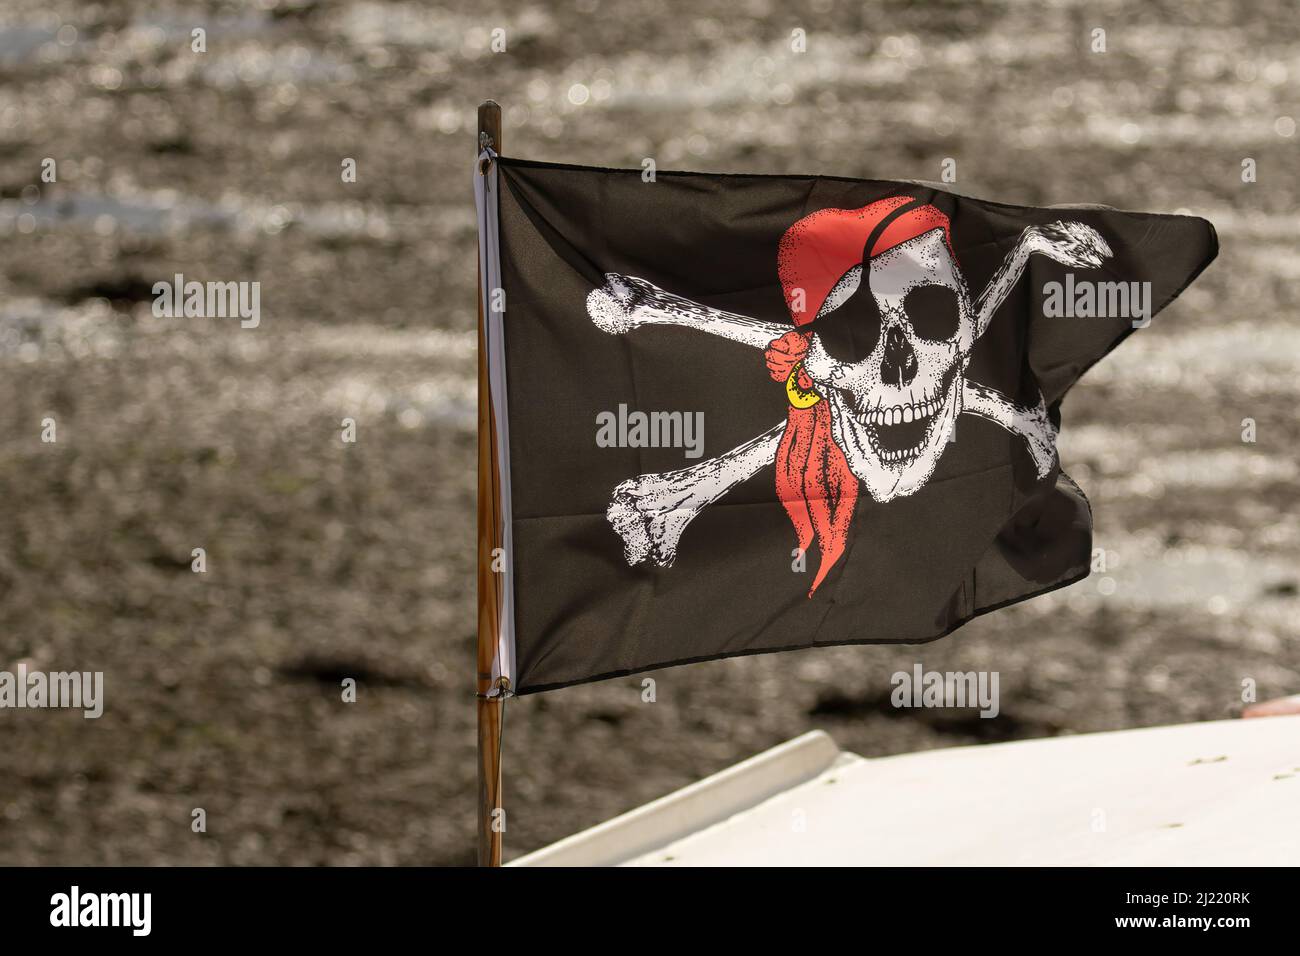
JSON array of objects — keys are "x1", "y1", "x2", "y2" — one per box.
[{"x1": 902, "y1": 284, "x2": 961, "y2": 342}]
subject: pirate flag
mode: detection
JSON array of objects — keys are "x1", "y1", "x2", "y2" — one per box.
[{"x1": 475, "y1": 154, "x2": 1216, "y2": 695}]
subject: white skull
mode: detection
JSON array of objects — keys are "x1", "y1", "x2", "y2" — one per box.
[{"x1": 802, "y1": 227, "x2": 974, "y2": 502}]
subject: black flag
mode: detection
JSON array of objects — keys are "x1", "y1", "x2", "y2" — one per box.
[{"x1": 480, "y1": 155, "x2": 1217, "y2": 695}]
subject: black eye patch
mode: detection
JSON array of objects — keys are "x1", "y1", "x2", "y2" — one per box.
[
  {"x1": 809, "y1": 273, "x2": 883, "y2": 363},
  {"x1": 901, "y1": 284, "x2": 961, "y2": 342}
]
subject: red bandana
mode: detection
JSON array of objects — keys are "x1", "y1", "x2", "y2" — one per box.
[{"x1": 766, "y1": 330, "x2": 857, "y2": 596}]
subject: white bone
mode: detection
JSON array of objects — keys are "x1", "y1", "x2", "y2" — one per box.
[
  {"x1": 588, "y1": 273, "x2": 788, "y2": 349},
  {"x1": 961, "y1": 381, "x2": 1057, "y2": 477},
  {"x1": 973, "y1": 221, "x2": 1112, "y2": 337},
  {"x1": 608, "y1": 422, "x2": 785, "y2": 567}
]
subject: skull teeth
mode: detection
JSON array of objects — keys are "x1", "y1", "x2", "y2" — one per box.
[
  {"x1": 866, "y1": 399, "x2": 939, "y2": 427},
  {"x1": 878, "y1": 447, "x2": 918, "y2": 463}
]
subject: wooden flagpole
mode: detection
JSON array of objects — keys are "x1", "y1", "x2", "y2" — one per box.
[{"x1": 476, "y1": 99, "x2": 505, "y2": 867}]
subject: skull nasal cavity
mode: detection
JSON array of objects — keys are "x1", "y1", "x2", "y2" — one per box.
[{"x1": 881, "y1": 326, "x2": 918, "y2": 388}]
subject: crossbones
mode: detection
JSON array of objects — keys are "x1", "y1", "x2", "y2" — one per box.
[{"x1": 587, "y1": 196, "x2": 1112, "y2": 595}]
